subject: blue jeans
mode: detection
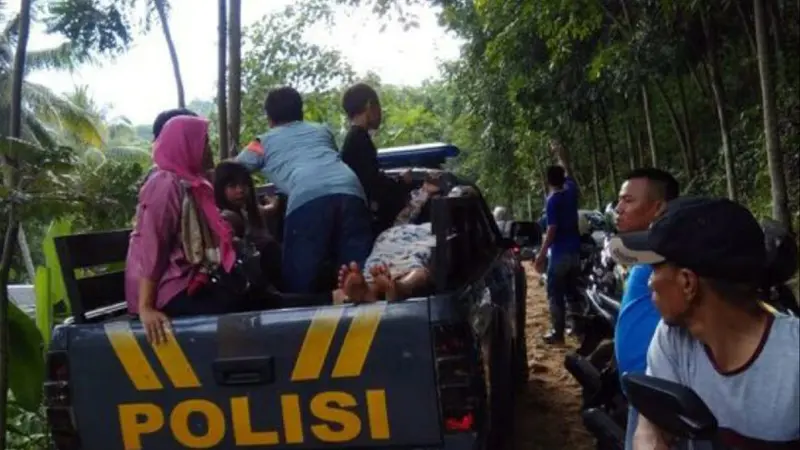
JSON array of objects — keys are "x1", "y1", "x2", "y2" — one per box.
[
  {"x1": 282, "y1": 194, "x2": 372, "y2": 294},
  {"x1": 546, "y1": 252, "x2": 580, "y2": 336},
  {"x1": 625, "y1": 406, "x2": 638, "y2": 450}
]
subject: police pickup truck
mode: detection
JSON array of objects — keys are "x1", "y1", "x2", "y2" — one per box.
[{"x1": 44, "y1": 143, "x2": 540, "y2": 450}]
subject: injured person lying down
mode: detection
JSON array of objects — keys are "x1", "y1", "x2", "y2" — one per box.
[{"x1": 337, "y1": 174, "x2": 477, "y2": 304}]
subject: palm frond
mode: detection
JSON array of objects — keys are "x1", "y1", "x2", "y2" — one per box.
[
  {"x1": 2, "y1": 12, "x2": 19, "y2": 41},
  {"x1": 22, "y1": 113, "x2": 59, "y2": 149},
  {"x1": 26, "y1": 42, "x2": 89, "y2": 73},
  {"x1": 22, "y1": 81, "x2": 104, "y2": 148}
]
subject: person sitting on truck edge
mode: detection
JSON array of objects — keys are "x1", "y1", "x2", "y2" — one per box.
[
  {"x1": 337, "y1": 181, "x2": 478, "y2": 303},
  {"x1": 236, "y1": 86, "x2": 373, "y2": 294},
  {"x1": 609, "y1": 197, "x2": 800, "y2": 449},
  {"x1": 214, "y1": 161, "x2": 283, "y2": 288},
  {"x1": 611, "y1": 167, "x2": 679, "y2": 450},
  {"x1": 125, "y1": 115, "x2": 238, "y2": 345},
  {"x1": 340, "y1": 83, "x2": 413, "y2": 235},
  {"x1": 534, "y1": 140, "x2": 581, "y2": 345}
]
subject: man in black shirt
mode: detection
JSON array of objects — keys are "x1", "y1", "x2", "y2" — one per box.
[{"x1": 341, "y1": 83, "x2": 412, "y2": 234}]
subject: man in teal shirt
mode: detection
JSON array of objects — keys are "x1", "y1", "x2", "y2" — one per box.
[
  {"x1": 612, "y1": 168, "x2": 679, "y2": 449},
  {"x1": 237, "y1": 86, "x2": 371, "y2": 294}
]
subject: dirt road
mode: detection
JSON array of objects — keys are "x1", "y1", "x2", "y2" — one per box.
[{"x1": 514, "y1": 264, "x2": 595, "y2": 450}]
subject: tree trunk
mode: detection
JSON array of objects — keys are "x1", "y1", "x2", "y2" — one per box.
[
  {"x1": 768, "y1": 0, "x2": 789, "y2": 90},
  {"x1": 597, "y1": 102, "x2": 618, "y2": 193},
  {"x1": 654, "y1": 81, "x2": 691, "y2": 176},
  {"x1": 636, "y1": 125, "x2": 646, "y2": 167},
  {"x1": 641, "y1": 83, "x2": 658, "y2": 167},
  {"x1": 701, "y1": 8, "x2": 737, "y2": 201},
  {"x1": 754, "y1": 0, "x2": 792, "y2": 228},
  {"x1": 676, "y1": 74, "x2": 697, "y2": 173},
  {"x1": 625, "y1": 121, "x2": 636, "y2": 170},
  {"x1": 17, "y1": 226, "x2": 34, "y2": 282},
  {"x1": 154, "y1": 0, "x2": 186, "y2": 108},
  {"x1": 586, "y1": 119, "x2": 602, "y2": 210},
  {"x1": 734, "y1": 0, "x2": 758, "y2": 57},
  {"x1": 227, "y1": 0, "x2": 242, "y2": 155},
  {"x1": 1, "y1": 0, "x2": 32, "y2": 445},
  {"x1": 217, "y1": 0, "x2": 229, "y2": 159}
]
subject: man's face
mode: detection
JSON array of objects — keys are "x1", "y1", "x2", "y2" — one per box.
[
  {"x1": 615, "y1": 178, "x2": 662, "y2": 232},
  {"x1": 649, "y1": 263, "x2": 697, "y2": 326}
]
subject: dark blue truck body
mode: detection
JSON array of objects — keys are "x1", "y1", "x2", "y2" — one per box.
[{"x1": 44, "y1": 144, "x2": 533, "y2": 450}]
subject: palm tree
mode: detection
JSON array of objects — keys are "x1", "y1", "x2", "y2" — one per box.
[
  {"x1": 152, "y1": 0, "x2": 185, "y2": 108},
  {"x1": 0, "y1": 8, "x2": 103, "y2": 148},
  {"x1": 2, "y1": 0, "x2": 34, "y2": 444},
  {"x1": 64, "y1": 85, "x2": 151, "y2": 166}
]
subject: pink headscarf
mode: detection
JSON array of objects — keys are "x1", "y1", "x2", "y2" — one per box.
[{"x1": 153, "y1": 116, "x2": 235, "y2": 272}]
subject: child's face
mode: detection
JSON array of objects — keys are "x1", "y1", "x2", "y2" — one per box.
[{"x1": 225, "y1": 182, "x2": 248, "y2": 208}]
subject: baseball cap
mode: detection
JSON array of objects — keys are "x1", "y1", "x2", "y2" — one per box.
[{"x1": 607, "y1": 197, "x2": 766, "y2": 284}]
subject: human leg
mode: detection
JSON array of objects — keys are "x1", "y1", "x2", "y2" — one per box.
[
  {"x1": 281, "y1": 197, "x2": 335, "y2": 293},
  {"x1": 392, "y1": 268, "x2": 430, "y2": 300},
  {"x1": 624, "y1": 406, "x2": 638, "y2": 450},
  {"x1": 333, "y1": 194, "x2": 373, "y2": 269},
  {"x1": 545, "y1": 253, "x2": 570, "y2": 343}
]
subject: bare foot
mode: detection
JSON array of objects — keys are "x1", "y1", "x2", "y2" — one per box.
[
  {"x1": 338, "y1": 262, "x2": 369, "y2": 303},
  {"x1": 370, "y1": 264, "x2": 399, "y2": 302}
]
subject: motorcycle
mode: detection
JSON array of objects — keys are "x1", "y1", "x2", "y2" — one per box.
[{"x1": 622, "y1": 373, "x2": 729, "y2": 449}]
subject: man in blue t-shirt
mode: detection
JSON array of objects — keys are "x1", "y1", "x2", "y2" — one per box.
[
  {"x1": 611, "y1": 167, "x2": 679, "y2": 449},
  {"x1": 534, "y1": 141, "x2": 581, "y2": 344}
]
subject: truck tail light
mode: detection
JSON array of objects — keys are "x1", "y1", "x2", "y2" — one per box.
[
  {"x1": 432, "y1": 323, "x2": 485, "y2": 433},
  {"x1": 44, "y1": 350, "x2": 80, "y2": 450}
]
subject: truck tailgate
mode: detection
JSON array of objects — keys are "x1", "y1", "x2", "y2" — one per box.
[{"x1": 66, "y1": 301, "x2": 442, "y2": 449}]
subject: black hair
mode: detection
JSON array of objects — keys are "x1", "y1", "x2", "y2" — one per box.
[
  {"x1": 546, "y1": 165, "x2": 566, "y2": 188},
  {"x1": 703, "y1": 278, "x2": 761, "y2": 312},
  {"x1": 342, "y1": 83, "x2": 379, "y2": 119},
  {"x1": 263, "y1": 86, "x2": 303, "y2": 124},
  {"x1": 213, "y1": 161, "x2": 264, "y2": 233},
  {"x1": 152, "y1": 108, "x2": 198, "y2": 140},
  {"x1": 624, "y1": 168, "x2": 680, "y2": 201}
]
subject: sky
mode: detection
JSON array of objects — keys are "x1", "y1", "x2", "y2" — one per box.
[{"x1": 25, "y1": 0, "x2": 462, "y2": 125}]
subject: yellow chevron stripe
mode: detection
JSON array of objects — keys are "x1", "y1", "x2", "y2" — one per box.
[
  {"x1": 291, "y1": 308, "x2": 345, "y2": 381},
  {"x1": 150, "y1": 329, "x2": 201, "y2": 388},
  {"x1": 104, "y1": 322, "x2": 163, "y2": 391},
  {"x1": 331, "y1": 303, "x2": 386, "y2": 378}
]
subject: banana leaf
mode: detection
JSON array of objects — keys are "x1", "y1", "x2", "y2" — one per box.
[{"x1": 9, "y1": 300, "x2": 45, "y2": 411}]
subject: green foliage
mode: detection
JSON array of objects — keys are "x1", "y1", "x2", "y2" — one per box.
[
  {"x1": 5, "y1": 400, "x2": 48, "y2": 450},
  {"x1": 44, "y1": 0, "x2": 136, "y2": 56},
  {"x1": 7, "y1": 301, "x2": 43, "y2": 412},
  {"x1": 239, "y1": 1, "x2": 355, "y2": 145}
]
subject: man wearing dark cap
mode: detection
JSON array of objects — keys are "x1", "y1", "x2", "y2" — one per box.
[{"x1": 609, "y1": 197, "x2": 799, "y2": 448}]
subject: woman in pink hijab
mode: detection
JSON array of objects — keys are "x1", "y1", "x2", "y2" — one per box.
[{"x1": 125, "y1": 115, "x2": 235, "y2": 344}]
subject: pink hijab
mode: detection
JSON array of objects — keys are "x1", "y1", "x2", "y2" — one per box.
[{"x1": 153, "y1": 116, "x2": 235, "y2": 272}]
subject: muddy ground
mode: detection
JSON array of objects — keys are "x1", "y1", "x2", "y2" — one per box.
[{"x1": 513, "y1": 263, "x2": 595, "y2": 450}]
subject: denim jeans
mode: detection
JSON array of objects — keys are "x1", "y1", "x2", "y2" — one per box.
[
  {"x1": 625, "y1": 406, "x2": 638, "y2": 450},
  {"x1": 546, "y1": 251, "x2": 581, "y2": 336},
  {"x1": 282, "y1": 194, "x2": 373, "y2": 293}
]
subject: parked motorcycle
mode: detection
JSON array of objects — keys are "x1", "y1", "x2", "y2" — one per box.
[{"x1": 622, "y1": 373, "x2": 729, "y2": 449}]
